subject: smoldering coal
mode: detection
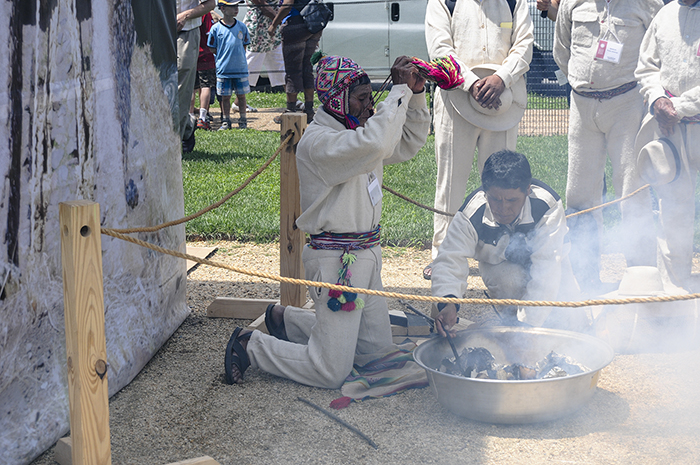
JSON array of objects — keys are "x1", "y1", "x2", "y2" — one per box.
[{"x1": 439, "y1": 347, "x2": 590, "y2": 380}]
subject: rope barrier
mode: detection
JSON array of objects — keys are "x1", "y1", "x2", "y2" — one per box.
[
  {"x1": 94, "y1": 120, "x2": 656, "y2": 309},
  {"x1": 382, "y1": 184, "x2": 453, "y2": 217},
  {"x1": 107, "y1": 132, "x2": 294, "y2": 234},
  {"x1": 100, "y1": 227, "x2": 700, "y2": 309},
  {"x1": 566, "y1": 184, "x2": 651, "y2": 218},
  {"x1": 382, "y1": 183, "x2": 652, "y2": 220}
]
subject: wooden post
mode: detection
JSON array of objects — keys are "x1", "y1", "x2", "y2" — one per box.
[
  {"x1": 60, "y1": 201, "x2": 111, "y2": 465},
  {"x1": 279, "y1": 113, "x2": 307, "y2": 307}
]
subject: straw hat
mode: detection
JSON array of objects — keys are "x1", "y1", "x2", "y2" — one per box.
[
  {"x1": 635, "y1": 112, "x2": 688, "y2": 186},
  {"x1": 446, "y1": 64, "x2": 527, "y2": 131}
]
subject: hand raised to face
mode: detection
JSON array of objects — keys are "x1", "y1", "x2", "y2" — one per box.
[{"x1": 391, "y1": 56, "x2": 427, "y2": 93}]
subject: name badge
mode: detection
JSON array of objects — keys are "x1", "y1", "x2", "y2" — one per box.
[
  {"x1": 555, "y1": 69, "x2": 568, "y2": 86},
  {"x1": 595, "y1": 39, "x2": 623, "y2": 64},
  {"x1": 367, "y1": 172, "x2": 383, "y2": 206}
]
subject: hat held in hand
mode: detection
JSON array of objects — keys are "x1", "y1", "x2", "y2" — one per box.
[
  {"x1": 446, "y1": 64, "x2": 526, "y2": 132},
  {"x1": 635, "y1": 112, "x2": 687, "y2": 186}
]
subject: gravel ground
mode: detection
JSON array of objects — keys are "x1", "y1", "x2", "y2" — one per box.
[{"x1": 31, "y1": 241, "x2": 700, "y2": 465}]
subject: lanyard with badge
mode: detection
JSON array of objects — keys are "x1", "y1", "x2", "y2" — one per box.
[
  {"x1": 595, "y1": 0, "x2": 623, "y2": 64},
  {"x1": 367, "y1": 171, "x2": 382, "y2": 206}
]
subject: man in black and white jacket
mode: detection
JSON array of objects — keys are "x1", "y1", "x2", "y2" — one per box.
[{"x1": 431, "y1": 150, "x2": 583, "y2": 331}]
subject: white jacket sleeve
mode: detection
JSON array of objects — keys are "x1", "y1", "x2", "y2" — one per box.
[
  {"x1": 552, "y1": 0, "x2": 572, "y2": 77},
  {"x1": 494, "y1": 0, "x2": 534, "y2": 89},
  {"x1": 431, "y1": 211, "x2": 479, "y2": 299},
  {"x1": 300, "y1": 85, "x2": 429, "y2": 187},
  {"x1": 384, "y1": 91, "x2": 432, "y2": 166},
  {"x1": 670, "y1": 87, "x2": 700, "y2": 119},
  {"x1": 635, "y1": 18, "x2": 666, "y2": 108}
]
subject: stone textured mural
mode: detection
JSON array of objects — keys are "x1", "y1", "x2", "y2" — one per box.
[{"x1": 0, "y1": 1, "x2": 188, "y2": 463}]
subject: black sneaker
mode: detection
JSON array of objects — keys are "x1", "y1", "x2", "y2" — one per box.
[{"x1": 182, "y1": 130, "x2": 195, "y2": 153}]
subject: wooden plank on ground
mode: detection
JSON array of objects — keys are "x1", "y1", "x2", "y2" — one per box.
[
  {"x1": 207, "y1": 298, "x2": 278, "y2": 319},
  {"x1": 165, "y1": 456, "x2": 221, "y2": 465},
  {"x1": 185, "y1": 246, "x2": 217, "y2": 272},
  {"x1": 55, "y1": 437, "x2": 72, "y2": 465},
  {"x1": 391, "y1": 325, "x2": 408, "y2": 336},
  {"x1": 246, "y1": 301, "x2": 315, "y2": 332},
  {"x1": 59, "y1": 201, "x2": 111, "y2": 465},
  {"x1": 247, "y1": 312, "x2": 269, "y2": 334},
  {"x1": 57, "y1": 437, "x2": 221, "y2": 465}
]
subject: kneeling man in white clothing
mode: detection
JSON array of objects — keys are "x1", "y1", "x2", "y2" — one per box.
[{"x1": 431, "y1": 150, "x2": 583, "y2": 333}]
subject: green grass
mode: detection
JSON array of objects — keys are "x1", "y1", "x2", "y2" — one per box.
[
  {"x1": 183, "y1": 130, "x2": 282, "y2": 241},
  {"x1": 183, "y1": 127, "x2": 574, "y2": 246},
  {"x1": 527, "y1": 93, "x2": 569, "y2": 110}
]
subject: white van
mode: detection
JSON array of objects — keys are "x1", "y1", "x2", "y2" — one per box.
[{"x1": 319, "y1": 0, "x2": 429, "y2": 80}]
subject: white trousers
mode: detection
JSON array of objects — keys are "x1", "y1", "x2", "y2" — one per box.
[
  {"x1": 431, "y1": 89, "x2": 518, "y2": 259},
  {"x1": 566, "y1": 90, "x2": 656, "y2": 271},
  {"x1": 247, "y1": 246, "x2": 393, "y2": 389},
  {"x1": 247, "y1": 46, "x2": 286, "y2": 88},
  {"x1": 177, "y1": 28, "x2": 199, "y2": 140},
  {"x1": 654, "y1": 123, "x2": 700, "y2": 289}
]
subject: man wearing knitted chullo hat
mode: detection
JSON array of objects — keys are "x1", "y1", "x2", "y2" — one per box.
[{"x1": 224, "y1": 55, "x2": 430, "y2": 388}]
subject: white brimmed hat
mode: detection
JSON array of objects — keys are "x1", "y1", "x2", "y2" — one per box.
[
  {"x1": 604, "y1": 266, "x2": 668, "y2": 297},
  {"x1": 445, "y1": 64, "x2": 526, "y2": 131},
  {"x1": 635, "y1": 112, "x2": 687, "y2": 186}
]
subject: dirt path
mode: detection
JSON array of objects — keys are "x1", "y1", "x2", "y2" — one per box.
[{"x1": 31, "y1": 242, "x2": 700, "y2": 465}]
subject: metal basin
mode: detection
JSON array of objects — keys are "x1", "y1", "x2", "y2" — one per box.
[{"x1": 413, "y1": 326, "x2": 615, "y2": 424}]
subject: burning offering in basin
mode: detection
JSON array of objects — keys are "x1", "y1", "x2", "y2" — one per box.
[{"x1": 413, "y1": 327, "x2": 614, "y2": 424}]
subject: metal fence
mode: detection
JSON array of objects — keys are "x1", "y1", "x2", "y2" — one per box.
[{"x1": 521, "y1": 11, "x2": 570, "y2": 137}]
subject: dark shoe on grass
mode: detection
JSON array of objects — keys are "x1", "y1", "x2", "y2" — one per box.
[{"x1": 182, "y1": 130, "x2": 195, "y2": 153}]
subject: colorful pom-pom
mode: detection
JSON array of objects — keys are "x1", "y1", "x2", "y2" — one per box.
[
  {"x1": 355, "y1": 298, "x2": 365, "y2": 310},
  {"x1": 338, "y1": 295, "x2": 347, "y2": 304},
  {"x1": 343, "y1": 292, "x2": 357, "y2": 302},
  {"x1": 327, "y1": 298, "x2": 341, "y2": 312},
  {"x1": 341, "y1": 301, "x2": 356, "y2": 312},
  {"x1": 328, "y1": 289, "x2": 342, "y2": 298}
]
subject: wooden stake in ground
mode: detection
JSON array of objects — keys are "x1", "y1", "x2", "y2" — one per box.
[
  {"x1": 59, "y1": 201, "x2": 111, "y2": 465},
  {"x1": 279, "y1": 113, "x2": 308, "y2": 307}
]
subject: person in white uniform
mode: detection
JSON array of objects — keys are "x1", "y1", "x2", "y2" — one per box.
[
  {"x1": 224, "y1": 55, "x2": 430, "y2": 388},
  {"x1": 431, "y1": 150, "x2": 582, "y2": 330},
  {"x1": 553, "y1": 0, "x2": 662, "y2": 294},
  {"x1": 424, "y1": 0, "x2": 534, "y2": 279},
  {"x1": 634, "y1": 0, "x2": 700, "y2": 290}
]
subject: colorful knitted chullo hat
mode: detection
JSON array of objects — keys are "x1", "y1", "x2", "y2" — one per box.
[{"x1": 314, "y1": 55, "x2": 369, "y2": 129}]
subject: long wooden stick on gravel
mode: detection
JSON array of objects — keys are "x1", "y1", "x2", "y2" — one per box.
[{"x1": 297, "y1": 397, "x2": 378, "y2": 450}]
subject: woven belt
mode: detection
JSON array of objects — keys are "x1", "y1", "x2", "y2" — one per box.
[
  {"x1": 309, "y1": 225, "x2": 381, "y2": 251},
  {"x1": 665, "y1": 89, "x2": 700, "y2": 124},
  {"x1": 573, "y1": 81, "x2": 637, "y2": 100}
]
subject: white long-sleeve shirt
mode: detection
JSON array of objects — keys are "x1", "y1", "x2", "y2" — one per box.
[
  {"x1": 431, "y1": 181, "x2": 569, "y2": 302},
  {"x1": 553, "y1": 0, "x2": 662, "y2": 92},
  {"x1": 295, "y1": 85, "x2": 430, "y2": 235},
  {"x1": 425, "y1": 0, "x2": 534, "y2": 92},
  {"x1": 635, "y1": 0, "x2": 700, "y2": 119}
]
